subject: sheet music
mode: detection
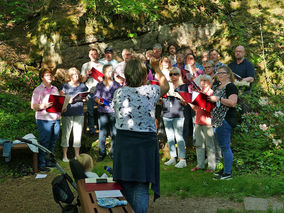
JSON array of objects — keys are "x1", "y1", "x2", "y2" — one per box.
[
  {"x1": 62, "y1": 95, "x2": 72, "y2": 111},
  {"x1": 95, "y1": 190, "x2": 123, "y2": 198},
  {"x1": 192, "y1": 91, "x2": 199, "y2": 102}
]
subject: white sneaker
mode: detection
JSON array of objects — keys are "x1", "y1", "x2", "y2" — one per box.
[
  {"x1": 62, "y1": 158, "x2": 69, "y2": 163},
  {"x1": 175, "y1": 160, "x2": 187, "y2": 168},
  {"x1": 164, "y1": 158, "x2": 176, "y2": 166}
]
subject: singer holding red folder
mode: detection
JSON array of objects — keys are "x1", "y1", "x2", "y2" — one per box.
[
  {"x1": 113, "y1": 58, "x2": 169, "y2": 213},
  {"x1": 93, "y1": 64, "x2": 121, "y2": 161},
  {"x1": 31, "y1": 68, "x2": 60, "y2": 172},
  {"x1": 189, "y1": 75, "x2": 216, "y2": 173}
]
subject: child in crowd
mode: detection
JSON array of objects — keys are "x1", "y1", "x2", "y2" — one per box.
[
  {"x1": 77, "y1": 153, "x2": 99, "y2": 178},
  {"x1": 60, "y1": 67, "x2": 88, "y2": 162},
  {"x1": 190, "y1": 75, "x2": 216, "y2": 172}
]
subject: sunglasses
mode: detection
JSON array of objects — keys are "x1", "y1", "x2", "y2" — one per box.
[{"x1": 169, "y1": 73, "x2": 180, "y2": 76}]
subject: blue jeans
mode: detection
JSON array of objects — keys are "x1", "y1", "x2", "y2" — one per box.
[
  {"x1": 87, "y1": 93, "x2": 95, "y2": 134},
  {"x1": 98, "y1": 112, "x2": 116, "y2": 157},
  {"x1": 214, "y1": 120, "x2": 233, "y2": 174},
  {"x1": 120, "y1": 181, "x2": 149, "y2": 213},
  {"x1": 183, "y1": 105, "x2": 191, "y2": 147},
  {"x1": 163, "y1": 117, "x2": 186, "y2": 159},
  {"x1": 36, "y1": 119, "x2": 60, "y2": 167}
]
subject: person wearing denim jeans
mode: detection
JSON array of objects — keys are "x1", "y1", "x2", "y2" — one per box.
[
  {"x1": 97, "y1": 112, "x2": 116, "y2": 159},
  {"x1": 163, "y1": 117, "x2": 186, "y2": 164},
  {"x1": 36, "y1": 119, "x2": 60, "y2": 168},
  {"x1": 208, "y1": 65, "x2": 238, "y2": 180},
  {"x1": 214, "y1": 120, "x2": 233, "y2": 174},
  {"x1": 94, "y1": 64, "x2": 121, "y2": 161},
  {"x1": 31, "y1": 68, "x2": 61, "y2": 172},
  {"x1": 163, "y1": 67, "x2": 187, "y2": 168},
  {"x1": 81, "y1": 48, "x2": 103, "y2": 135},
  {"x1": 119, "y1": 181, "x2": 149, "y2": 213}
]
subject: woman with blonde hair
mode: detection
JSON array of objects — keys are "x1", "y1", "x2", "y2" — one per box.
[
  {"x1": 60, "y1": 67, "x2": 88, "y2": 162},
  {"x1": 208, "y1": 65, "x2": 238, "y2": 180},
  {"x1": 159, "y1": 56, "x2": 172, "y2": 81},
  {"x1": 113, "y1": 58, "x2": 169, "y2": 213},
  {"x1": 163, "y1": 67, "x2": 187, "y2": 168}
]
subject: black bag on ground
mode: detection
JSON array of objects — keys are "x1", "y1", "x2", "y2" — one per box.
[{"x1": 52, "y1": 174, "x2": 78, "y2": 213}]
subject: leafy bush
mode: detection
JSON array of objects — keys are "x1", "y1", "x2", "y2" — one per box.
[
  {"x1": 232, "y1": 85, "x2": 284, "y2": 176},
  {"x1": 0, "y1": 93, "x2": 37, "y2": 140}
]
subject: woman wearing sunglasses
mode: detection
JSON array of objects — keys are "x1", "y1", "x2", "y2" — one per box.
[
  {"x1": 163, "y1": 67, "x2": 187, "y2": 168},
  {"x1": 208, "y1": 65, "x2": 238, "y2": 180}
]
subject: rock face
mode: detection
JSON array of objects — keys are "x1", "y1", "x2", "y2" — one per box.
[{"x1": 54, "y1": 22, "x2": 220, "y2": 70}]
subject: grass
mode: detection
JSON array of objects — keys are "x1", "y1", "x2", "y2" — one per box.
[{"x1": 159, "y1": 163, "x2": 284, "y2": 201}]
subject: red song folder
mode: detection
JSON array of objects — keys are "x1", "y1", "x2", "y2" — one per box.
[
  {"x1": 85, "y1": 182, "x2": 122, "y2": 192},
  {"x1": 46, "y1": 95, "x2": 65, "y2": 113},
  {"x1": 46, "y1": 95, "x2": 71, "y2": 113},
  {"x1": 90, "y1": 67, "x2": 104, "y2": 82},
  {"x1": 178, "y1": 91, "x2": 215, "y2": 112}
]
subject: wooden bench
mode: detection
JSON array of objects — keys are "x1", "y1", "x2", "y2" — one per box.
[
  {"x1": 77, "y1": 179, "x2": 134, "y2": 213},
  {"x1": 0, "y1": 143, "x2": 38, "y2": 173}
]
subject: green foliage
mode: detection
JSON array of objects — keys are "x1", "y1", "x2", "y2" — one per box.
[
  {"x1": 85, "y1": 0, "x2": 159, "y2": 21},
  {"x1": 0, "y1": 93, "x2": 37, "y2": 140},
  {"x1": 232, "y1": 85, "x2": 284, "y2": 176},
  {"x1": 0, "y1": 65, "x2": 40, "y2": 93},
  {"x1": 0, "y1": 0, "x2": 44, "y2": 27}
]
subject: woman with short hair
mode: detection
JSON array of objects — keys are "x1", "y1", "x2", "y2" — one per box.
[
  {"x1": 60, "y1": 67, "x2": 88, "y2": 162},
  {"x1": 113, "y1": 58, "x2": 169, "y2": 213},
  {"x1": 31, "y1": 68, "x2": 61, "y2": 172}
]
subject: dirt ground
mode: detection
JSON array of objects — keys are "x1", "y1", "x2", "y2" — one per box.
[{"x1": 0, "y1": 171, "x2": 245, "y2": 213}]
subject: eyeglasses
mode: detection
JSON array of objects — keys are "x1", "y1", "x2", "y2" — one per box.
[
  {"x1": 204, "y1": 66, "x2": 213, "y2": 69},
  {"x1": 169, "y1": 73, "x2": 180, "y2": 76},
  {"x1": 217, "y1": 72, "x2": 227, "y2": 75}
]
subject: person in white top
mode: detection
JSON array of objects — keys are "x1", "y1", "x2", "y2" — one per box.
[
  {"x1": 114, "y1": 49, "x2": 132, "y2": 85},
  {"x1": 98, "y1": 47, "x2": 118, "y2": 67},
  {"x1": 81, "y1": 48, "x2": 103, "y2": 135}
]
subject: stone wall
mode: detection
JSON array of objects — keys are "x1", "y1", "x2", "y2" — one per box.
[{"x1": 56, "y1": 21, "x2": 220, "y2": 70}]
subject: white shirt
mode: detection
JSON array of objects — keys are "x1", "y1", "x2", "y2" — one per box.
[
  {"x1": 98, "y1": 58, "x2": 118, "y2": 67},
  {"x1": 85, "y1": 171, "x2": 99, "y2": 178},
  {"x1": 81, "y1": 61, "x2": 103, "y2": 93},
  {"x1": 114, "y1": 61, "x2": 126, "y2": 79}
]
